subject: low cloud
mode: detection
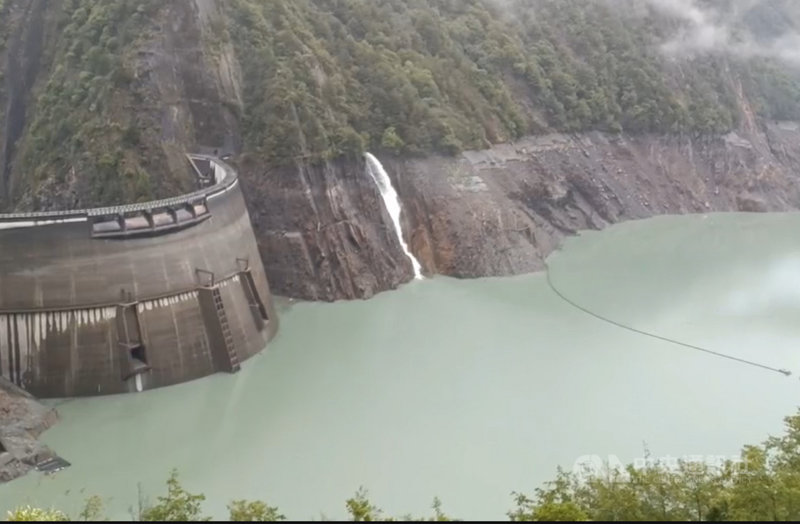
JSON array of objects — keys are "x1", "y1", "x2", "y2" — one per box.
[{"x1": 642, "y1": 0, "x2": 800, "y2": 66}]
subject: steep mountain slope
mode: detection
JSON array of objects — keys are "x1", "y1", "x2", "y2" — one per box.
[
  {"x1": 227, "y1": 0, "x2": 800, "y2": 162},
  {"x1": 0, "y1": 0, "x2": 242, "y2": 210},
  {"x1": 2, "y1": 0, "x2": 800, "y2": 299}
]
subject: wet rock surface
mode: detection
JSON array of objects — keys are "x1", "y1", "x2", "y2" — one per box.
[
  {"x1": 0, "y1": 378, "x2": 59, "y2": 483},
  {"x1": 239, "y1": 155, "x2": 413, "y2": 302},
  {"x1": 397, "y1": 124, "x2": 800, "y2": 279},
  {"x1": 245, "y1": 123, "x2": 800, "y2": 301}
]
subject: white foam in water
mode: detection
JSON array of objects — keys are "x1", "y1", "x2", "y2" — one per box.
[{"x1": 365, "y1": 153, "x2": 423, "y2": 279}]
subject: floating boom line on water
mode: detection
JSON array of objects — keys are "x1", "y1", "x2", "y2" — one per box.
[{"x1": 544, "y1": 263, "x2": 793, "y2": 378}]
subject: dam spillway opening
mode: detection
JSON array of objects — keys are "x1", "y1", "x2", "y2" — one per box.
[
  {"x1": 130, "y1": 346, "x2": 148, "y2": 368},
  {"x1": 0, "y1": 154, "x2": 279, "y2": 398}
]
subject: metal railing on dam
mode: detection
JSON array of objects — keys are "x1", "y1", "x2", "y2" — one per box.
[{"x1": 0, "y1": 155, "x2": 279, "y2": 398}]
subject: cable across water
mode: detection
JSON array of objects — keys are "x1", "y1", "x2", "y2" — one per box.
[{"x1": 544, "y1": 262, "x2": 793, "y2": 378}]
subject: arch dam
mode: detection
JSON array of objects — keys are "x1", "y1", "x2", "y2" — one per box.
[{"x1": 0, "y1": 154, "x2": 278, "y2": 398}]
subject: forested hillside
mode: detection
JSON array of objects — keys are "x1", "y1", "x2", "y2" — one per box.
[
  {"x1": 225, "y1": 0, "x2": 800, "y2": 163},
  {"x1": 1, "y1": 0, "x2": 800, "y2": 209},
  {"x1": 0, "y1": 1, "x2": 168, "y2": 208}
]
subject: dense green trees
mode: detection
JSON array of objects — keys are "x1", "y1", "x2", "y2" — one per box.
[
  {"x1": 5, "y1": 507, "x2": 68, "y2": 521},
  {"x1": 7, "y1": 410, "x2": 800, "y2": 521},
  {"x1": 508, "y1": 410, "x2": 800, "y2": 521},
  {"x1": 225, "y1": 0, "x2": 800, "y2": 164},
  {"x1": 13, "y1": 0, "x2": 164, "y2": 208}
]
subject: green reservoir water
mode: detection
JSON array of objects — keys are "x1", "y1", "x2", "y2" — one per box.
[{"x1": 2, "y1": 213, "x2": 800, "y2": 520}]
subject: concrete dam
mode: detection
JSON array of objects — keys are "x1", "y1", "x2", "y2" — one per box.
[{"x1": 0, "y1": 155, "x2": 278, "y2": 398}]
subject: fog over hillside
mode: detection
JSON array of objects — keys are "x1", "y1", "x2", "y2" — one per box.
[{"x1": 642, "y1": 0, "x2": 800, "y2": 65}]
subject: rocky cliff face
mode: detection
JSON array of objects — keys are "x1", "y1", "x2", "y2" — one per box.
[
  {"x1": 398, "y1": 122, "x2": 800, "y2": 279},
  {"x1": 243, "y1": 121, "x2": 800, "y2": 301},
  {"x1": 0, "y1": 378, "x2": 59, "y2": 483},
  {"x1": 0, "y1": 0, "x2": 46, "y2": 204},
  {"x1": 238, "y1": 154, "x2": 413, "y2": 301}
]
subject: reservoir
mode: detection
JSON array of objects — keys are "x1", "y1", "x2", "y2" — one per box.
[{"x1": 2, "y1": 213, "x2": 799, "y2": 520}]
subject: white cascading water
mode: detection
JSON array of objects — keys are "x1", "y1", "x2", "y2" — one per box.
[{"x1": 365, "y1": 153, "x2": 423, "y2": 279}]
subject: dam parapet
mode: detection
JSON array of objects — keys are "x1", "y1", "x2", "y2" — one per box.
[{"x1": 0, "y1": 155, "x2": 278, "y2": 398}]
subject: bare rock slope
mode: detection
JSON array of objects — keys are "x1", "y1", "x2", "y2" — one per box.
[
  {"x1": 398, "y1": 122, "x2": 800, "y2": 279},
  {"x1": 0, "y1": 378, "x2": 59, "y2": 483},
  {"x1": 247, "y1": 122, "x2": 800, "y2": 300}
]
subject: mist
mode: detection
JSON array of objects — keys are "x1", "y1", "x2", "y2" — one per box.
[{"x1": 642, "y1": 0, "x2": 800, "y2": 65}]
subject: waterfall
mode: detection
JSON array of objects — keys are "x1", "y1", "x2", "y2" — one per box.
[{"x1": 365, "y1": 153, "x2": 423, "y2": 279}]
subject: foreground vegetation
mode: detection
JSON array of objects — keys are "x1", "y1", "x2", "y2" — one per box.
[{"x1": 7, "y1": 410, "x2": 800, "y2": 521}]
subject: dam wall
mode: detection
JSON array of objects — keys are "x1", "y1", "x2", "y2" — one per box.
[{"x1": 0, "y1": 155, "x2": 278, "y2": 398}]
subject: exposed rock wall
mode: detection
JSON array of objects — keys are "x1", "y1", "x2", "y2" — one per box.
[
  {"x1": 0, "y1": 0, "x2": 47, "y2": 204},
  {"x1": 398, "y1": 123, "x2": 800, "y2": 279},
  {"x1": 0, "y1": 377, "x2": 58, "y2": 483},
  {"x1": 243, "y1": 122, "x2": 800, "y2": 301},
  {"x1": 239, "y1": 155, "x2": 412, "y2": 301}
]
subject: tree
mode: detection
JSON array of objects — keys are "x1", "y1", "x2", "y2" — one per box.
[
  {"x1": 509, "y1": 409, "x2": 800, "y2": 522},
  {"x1": 77, "y1": 496, "x2": 106, "y2": 521},
  {"x1": 428, "y1": 497, "x2": 455, "y2": 522},
  {"x1": 346, "y1": 487, "x2": 385, "y2": 521},
  {"x1": 380, "y1": 126, "x2": 406, "y2": 154},
  {"x1": 508, "y1": 468, "x2": 589, "y2": 522},
  {"x1": 6, "y1": 507, "x2": 69, "y2": 522},
  {"x1": 139, "y1": 469, "x2": 210, "y2": 522},
  {"x1": 227, "y1": 500, "x2": 286, "y2": 522}
]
